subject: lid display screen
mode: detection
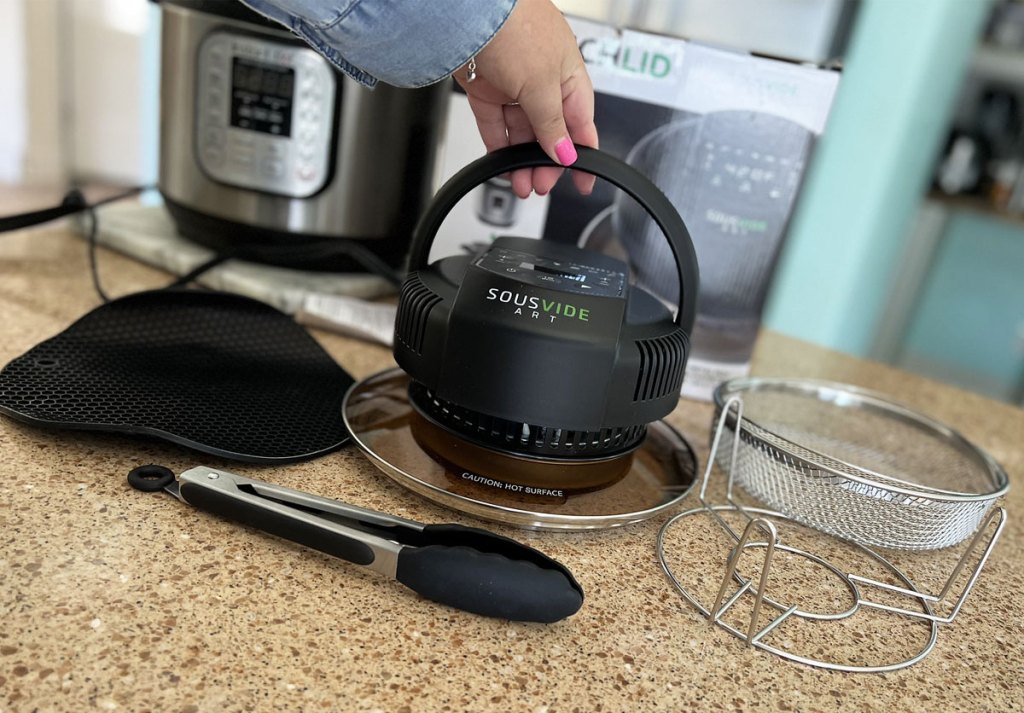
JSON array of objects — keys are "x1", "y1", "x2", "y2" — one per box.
[
  {"x1": 230, "y1": 58, "x2": 294, "y2": 137},
  {"x1": 476, "y1": 247, "x2": 626, "y2": 298}
]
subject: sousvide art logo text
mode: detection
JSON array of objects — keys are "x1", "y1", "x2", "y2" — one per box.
[{"x1": 485, "y1": 288, "x2": 590, "y2": 323}]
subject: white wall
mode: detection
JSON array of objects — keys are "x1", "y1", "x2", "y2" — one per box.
[
  {"x1": 68, "y1": 0, "x2": 156, "y2": 184},
  {"x1": 22, "y1": 0, "x2": 67, "y2": 185},
  {"x1": 12, "y1": 0, "x2": 158, "y2": 187},
  {"x1": 0, "y1": 0, "x2": 27, "y2": 183},
  {"x1": 555, "y1": 0, "x2": 850, "y2": 63}
]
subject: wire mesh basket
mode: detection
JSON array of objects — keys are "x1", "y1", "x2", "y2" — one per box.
[{"x1": 712, "y1": 378, "x2": 1009, "y2": 551}]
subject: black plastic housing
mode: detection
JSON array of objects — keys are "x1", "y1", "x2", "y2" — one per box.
[{"x1": 395, "y1": 237, "x2": 689, "y2": 433}]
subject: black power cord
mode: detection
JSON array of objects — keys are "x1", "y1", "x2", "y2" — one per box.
[
  {"x1": 1, "y1": 185, "x2": 150, "y2": 303},
  {"x1": 85, "y1": 187, "x2": 152, "y2": 301},
  {"x1": 1, "y1": 186, "x2": 404, "y2": 301}
]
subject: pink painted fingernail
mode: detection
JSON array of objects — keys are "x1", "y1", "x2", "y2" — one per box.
[{"x1": 555, "y1": 139, "x2": 577, "y2": 166}]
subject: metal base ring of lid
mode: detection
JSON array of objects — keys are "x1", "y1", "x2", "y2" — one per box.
[{"x1": 342, "y1": 368, "x2": 699, "y2": 531}]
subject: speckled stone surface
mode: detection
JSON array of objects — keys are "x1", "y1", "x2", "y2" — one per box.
[{"x1": 1, "y1": 227, "x2": 1022, "y2": 712}]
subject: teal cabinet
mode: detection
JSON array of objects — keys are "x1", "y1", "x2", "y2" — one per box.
[
  {"x1": 896, "y1": 210, "x2": 1024, "y2": 402},
  {"x1": 762, "y1": 0, "x2": 991, "y2": 355}
]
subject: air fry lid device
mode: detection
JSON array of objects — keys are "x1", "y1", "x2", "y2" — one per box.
[
  {"x1": 387, "y1": 143, "x2": 699, "y2": 491},
  {"x1": 343, "y1": 144, "x2": 701, "y2": 529}
]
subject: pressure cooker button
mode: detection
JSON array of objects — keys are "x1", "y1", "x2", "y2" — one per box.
[
  {"x1": 230, "y1": 134, "x2": 255, "y2": 149},
  {"x1": 297, "y1": 164, "x2": 317, "y2": 181},
  {"x1": 262, "y1": 159, "x2": 284, "y2": 178},
  {"x1": 204, "y1": 128, "x2": 225, "y2": 148},
  {"x1": 203, "y1": 147, "x2": 224, "y2": 167}
]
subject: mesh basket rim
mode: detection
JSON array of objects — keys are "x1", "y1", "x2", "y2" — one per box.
[{"x1": 712, "y1": 377, "x2": 1009, "y2": 504}]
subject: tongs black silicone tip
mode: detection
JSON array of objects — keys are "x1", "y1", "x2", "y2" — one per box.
[
  {"x1": 129, "y1": 465, "x2": 583, "y2": 623},
  {"x1": 397, "y1": 524, "x2": 584, "y2": 623}
]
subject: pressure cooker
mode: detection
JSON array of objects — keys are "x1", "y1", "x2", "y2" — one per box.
[{"x1": 157, "y1": 0, "x2": 450, "y2": 270}]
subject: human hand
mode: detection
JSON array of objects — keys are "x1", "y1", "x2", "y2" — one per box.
[{"x1": 454, "y1": 0, "x2": 598, "y2": 199}]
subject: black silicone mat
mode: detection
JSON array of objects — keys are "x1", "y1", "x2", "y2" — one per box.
[{"x1": 0, "y1": 289, "x2": 353, "y2": 462}]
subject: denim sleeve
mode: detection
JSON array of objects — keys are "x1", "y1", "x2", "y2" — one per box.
[{"x1": 239, "y1": 0, "x2": 517, "y2": 88}]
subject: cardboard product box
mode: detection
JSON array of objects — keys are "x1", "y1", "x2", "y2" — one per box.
[{"x1": 434, "y1": 16, "x2": 840, "y2": 400}]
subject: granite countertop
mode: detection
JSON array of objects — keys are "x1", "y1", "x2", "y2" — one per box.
[{"x1": 1, "y1": 227, "x2": 1021, "y2": 711}]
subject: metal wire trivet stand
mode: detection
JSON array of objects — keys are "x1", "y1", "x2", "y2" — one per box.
[{"x1": 658, "y1": 386, "x2": 1008, "y2": 673}]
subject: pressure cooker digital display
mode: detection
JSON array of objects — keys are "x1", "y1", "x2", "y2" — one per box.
[
  {"x1": 230, "y1": 58, "x2": 294, "y2": 137},
  {"x1": 195, "y1": 31, "x2": 336, "y2": 197}
]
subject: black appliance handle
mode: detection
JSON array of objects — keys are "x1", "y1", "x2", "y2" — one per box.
[{"x1": 408, "y1": 143, "x2": 699, "y2": 331}]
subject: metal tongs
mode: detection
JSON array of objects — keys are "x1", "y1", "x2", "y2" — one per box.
[{"x1": 128, "y1": 465, "x2": 583, "y2": 623}]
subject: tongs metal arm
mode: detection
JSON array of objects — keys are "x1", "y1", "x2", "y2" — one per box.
[{"x1": 177, "y1": 466, "x2": 410, "y2": 577}]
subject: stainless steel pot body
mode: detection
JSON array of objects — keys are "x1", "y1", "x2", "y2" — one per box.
[{"x1": 158, "y1": 2, "x2": 449, "y2": 249}]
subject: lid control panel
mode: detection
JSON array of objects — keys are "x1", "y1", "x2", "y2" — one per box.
[{"x1": 475, "y1": 246, "x2": 627, "y2": 299}]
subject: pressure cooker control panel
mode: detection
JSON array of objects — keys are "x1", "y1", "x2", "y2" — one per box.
[{"x1": 195, "y1": 32, "x2": 336, "y2": 198}]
